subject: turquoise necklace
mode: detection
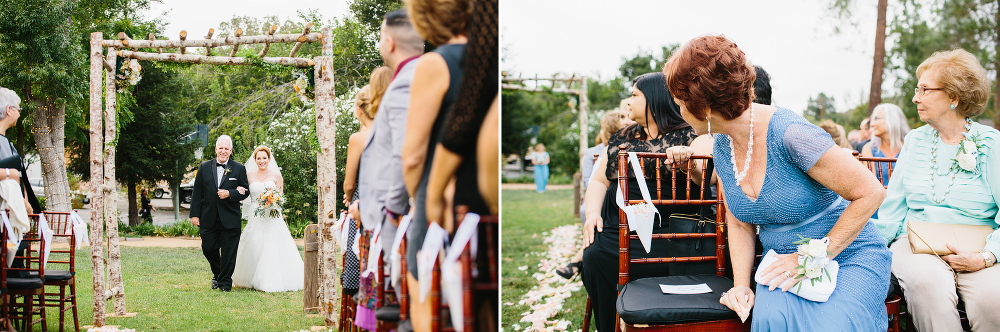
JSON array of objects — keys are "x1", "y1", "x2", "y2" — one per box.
[{"x1": 929, "y1": 118, "x2": 972, "y2": 204}]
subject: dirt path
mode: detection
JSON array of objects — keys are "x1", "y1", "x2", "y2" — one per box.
[
  {"x1": 501, "y1": 183, "x2": 574, "y2": 190},
  {"x1": 51, "y1": 236, "x2": 305, "y2": 248}
]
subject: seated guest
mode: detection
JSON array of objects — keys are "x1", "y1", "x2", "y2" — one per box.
[
  {"x1": 664, "y1": 35, "x2": 890, "y2": 331},
  {"x1": 581, "y1": 72, "x2": 699, "y2": 332},
  {"x1": 860, "y1": 103, "x2": 909, "y2": 185},
  {"x1": 876, "y1": 49, "x2": 1000, "y2": 332}
]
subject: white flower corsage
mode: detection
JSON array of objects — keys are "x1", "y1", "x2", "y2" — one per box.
[
  {"x1": 955, "y1": 133, "x2": 985, "y2": 173},
  {"x1": 793, "y1": 235, "x2": 833, "y2": 292}
]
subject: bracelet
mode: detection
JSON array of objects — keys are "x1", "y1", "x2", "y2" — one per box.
[
  {"x1": 982, "y1": 251, "x2": 995, "y2": 268},
  {"x1": 5, "y1": 169, "x2": 9, "y2": 178}
]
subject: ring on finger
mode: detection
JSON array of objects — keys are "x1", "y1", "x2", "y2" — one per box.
[
  {"x1": 721, "y1": 291, "x2": 728, "y2": 297},
  {"x1": 784, "y1": 270, "x2": 793, "y2": 278}
]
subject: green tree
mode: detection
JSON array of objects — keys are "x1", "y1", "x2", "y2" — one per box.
[
  {"x1": 348, "y1": 0, "x2": 405, "y2": 33},
  {"x1": 805, "y1": 92, "x2": 837, "y2": 121}
]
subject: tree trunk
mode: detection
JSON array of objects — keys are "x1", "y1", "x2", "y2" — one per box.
[
  {"x1": 88, "y1": 31, "x2": 107, "y2": 327},
  {"x1": 32, "y1": 101, "x2": 72, "y2": 212},
  {"x1": 315, "y1": 27, "x2": 341, "y2": 328},
  {"x1": 128, "y1": 182, "x2": 138, "y2": 226},
  {"x1": 104, "y1": 48, "x2": 127, "y2": 315},
  {"x1": 868, "y1": 0, "x2": 888, "y2": 115}
]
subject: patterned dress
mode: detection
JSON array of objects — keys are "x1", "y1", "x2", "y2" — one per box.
[
  {"x1": 715, "y1": 107, "x2": 891, "y2": 331},
  {"x1": 581, "y1": 126, "x2": 698, "y2": 332}
]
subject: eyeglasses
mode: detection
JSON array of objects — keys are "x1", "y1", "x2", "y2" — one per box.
[
  {"x1": 7, "y1": 105, "x2": 19, "y2": 112},
  {"x1": 872, "y1": 116, "x2": 885, "y2": 121},
  {"x1": 914, "y1": 86, "x2": 944, "y2": 96}
]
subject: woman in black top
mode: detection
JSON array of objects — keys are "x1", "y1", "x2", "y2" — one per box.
[
  {"x1": 581, "y1": 73, "x2": 699, "y2": 332},
  {"x1": 140, "y1": 188, "x2": 155, "y2": 223}
]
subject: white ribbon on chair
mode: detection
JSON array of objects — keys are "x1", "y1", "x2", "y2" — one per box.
[
  {"x1": 2, "y1": 211, "x2": 18, "y2": 267},
  {"x1": 615, "y1": 152, "x2": 660, "y2": 253},
  {"x1": 362, "y1": 221, "x2": 383, "y2": 278},
  {"x1": 38, "y1": 214, "x2": 53, "y2": 268},
  {"x1": 441, "y1": 213, "x2": 481, "y2": 332},
  {"x1": 332, "y1": 211, "x2": 348, "y2": 251},
  {"x1": 389, "y1": 215, "x2": 412, "y2": 288},
  {"x1": 418, "y1": 222, "x2": 447, "y2": 303},
  {"x1": 69, "y1": 211, "x2": 90, "y2": 249}
]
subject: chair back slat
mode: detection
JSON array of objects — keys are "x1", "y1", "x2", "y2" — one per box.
[
  {"x1": 857, "y1": 156, "x2": 897, "y2": 188},
  {"x1": 617, "y1": 148, "x2": 725, "y2": 288}
]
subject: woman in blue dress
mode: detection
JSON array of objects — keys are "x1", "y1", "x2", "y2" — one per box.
[
  {"x1": 860, "y1": 103, "x2": 909, "y2": 186},
  {"x1": 663, "y1": 35, "x2": 892, "y2": 330}
]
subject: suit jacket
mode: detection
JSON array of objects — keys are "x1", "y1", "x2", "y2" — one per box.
[
  {"x1": 357, "y1": 58, "x2": 420, "y2": 230},
  {"x1": 189, "y1": 158, "x2": 250, "y2": 229}
]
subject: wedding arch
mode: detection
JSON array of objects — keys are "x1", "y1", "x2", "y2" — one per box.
[{"x1": 87, "y1": 26, "x2": 343, "y2": 327}]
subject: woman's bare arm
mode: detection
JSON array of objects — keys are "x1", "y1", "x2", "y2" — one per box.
[{"x1": 402, "y1": 53, "x2": 449, "y2": 196}]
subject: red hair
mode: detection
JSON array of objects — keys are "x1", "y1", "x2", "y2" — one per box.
[{"x1": 664, "y1": 35, "x2": 756, "y2": 121}]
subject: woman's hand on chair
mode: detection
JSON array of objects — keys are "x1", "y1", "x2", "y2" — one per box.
[
  {"x1": 663, "y1": 146, "x2": 694, "y2": 166},
  {"x1": 720, "y1": 285, "x2": 754, "y2": 321},
  {"x1": 583, "y1": 214, "x2": 602, "y2": 248}
]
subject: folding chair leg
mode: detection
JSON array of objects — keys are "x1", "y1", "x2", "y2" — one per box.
[
  {"x1": 58, "y1": 286, "x2": 65, "y2": 332},
  {"x1": 71, "y1": 283, "x2": 79, "y2": 332},
  {"x1": 582, "y1": 297, "x2": 592, "y2": 332}
]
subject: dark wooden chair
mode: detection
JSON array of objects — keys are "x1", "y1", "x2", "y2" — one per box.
[
  {"x1": 375, "y1": 249, "x2": 398, "y2": 332},
  {"x1": 606, "y1": 152, "x2": 748, "y2": 332},
  {"x1": 3, "y1": 212, "x2": 47, "y2": 332},
  {"x1": 857, "y1": 156, "x2": 907, "y2": 332},
  {"x1": 339, "y1": 249, "x2": 361, "y2": 332},
  {"x1": 28, "y1": 212, "x2": 78, "y2": 332},
  {"x1": 428, "y1": 211, "x2": 499, "y2": 332}
]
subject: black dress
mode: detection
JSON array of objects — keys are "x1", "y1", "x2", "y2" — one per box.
[
  {"x1": 581, "y1": 126, "x2": 699, "y2": 332},
  {"x1": 408, "y1": 43, "x2": 467, "y2": 279}
]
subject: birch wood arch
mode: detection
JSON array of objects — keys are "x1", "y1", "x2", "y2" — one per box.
[{"x1": 87, "y1": 26, "x2": 343, "y2": 328}]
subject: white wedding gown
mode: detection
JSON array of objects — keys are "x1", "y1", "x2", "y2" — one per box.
[{"x1": 232, "y1": 181, "x2": 304, "y2": 292}]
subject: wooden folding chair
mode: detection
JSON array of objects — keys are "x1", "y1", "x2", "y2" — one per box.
[
  {"x1": 610, "y1": 151, "x2": 748, "y2": 332},
  {"x1": 4, "y1": 213, "x2": 46, "y2": 332},
  {"x1": 428, "y1": 210, "x2": 498, "y2": 332},
  {"x1": 857, "y1": 156, "x2": 908, "y2": 332},
  {"x1": 375, "y1": 249, "x2": 399, "y2": 332},
  {"x1": 29, "y1": 212, "x2": 77, "y2": 332},
  {"x1": 339, "y1": 250, "x2": 361, "y2": 332}
]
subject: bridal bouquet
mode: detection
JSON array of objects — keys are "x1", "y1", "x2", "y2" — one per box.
[{"x1": 254, "y1": 187, "x2": 286, "y2": 218}]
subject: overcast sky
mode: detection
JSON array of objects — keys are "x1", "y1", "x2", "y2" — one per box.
[
  {"x1": 146, "y1": 0, "x2": 351, "y2": 39},
  {"x1": 501, "y1": 0, "x2": 881, "y2": 114}
]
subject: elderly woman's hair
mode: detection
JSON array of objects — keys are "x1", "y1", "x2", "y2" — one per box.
[
  {"x1": 356, "y1": 85, "x2": 373, "y2": 120},
  {"x1": 596, "y1": 111, "x2": 623, "y2": 145},
  {"x1": 870, "y1": 103, "x2": 910, "y2": 153},
  {"x1": 664, "y1": 35, "x2": 756, "y2": 121},
  {"x1": 916, "y1": 49, "x2": 990, "y2": 117},
  {"x1": 405, "y1": 0, "x2": 472, "y2": 46},
  {"x1": 818, "y1": 120, "x2": 852, "y2": 149},
  {"x1": 623, "y1": 72, "x2": 690, "y2": 141},
  {"x1": 0, "y1": 87, "x2": 20, "y2": 121},
  {"x1": 367, "y1": 67, "x2": 393, "y2": 119}
]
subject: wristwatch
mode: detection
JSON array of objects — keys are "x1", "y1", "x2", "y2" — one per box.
[{"x1": 981, "y1": 251, "x2": 996, "y2": 268}]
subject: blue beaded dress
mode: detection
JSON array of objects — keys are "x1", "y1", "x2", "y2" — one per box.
[{"x1": 714, "y1": 107, "x2": 891, "y2": 331}]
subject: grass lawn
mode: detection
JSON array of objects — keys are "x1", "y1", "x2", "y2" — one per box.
[
  {"x1": 501, "y1": 189, "x2": 589, "y2": 330},
  {"x1": 30, "y1": 245, "x2": 327, "y2": 332}
]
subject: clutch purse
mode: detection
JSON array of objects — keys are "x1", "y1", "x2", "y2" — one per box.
[
  {"x1": 907, "y1": 220, "x2": 994, "y2": 255},
  {"x1": 754, "y1": 250, "x2": 838, "y2": 302}
]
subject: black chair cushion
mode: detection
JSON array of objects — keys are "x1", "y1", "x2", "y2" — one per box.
[
  {"x1": 28, "y1": 270, "x2": 74, "y2": 282},
  {"x1": 7, "y1": 277, "x2": 43, "y2": 290},
  {"x1": 617, "y1": 274, "x2": 739, "y2": 324},
  {"x1": 375, "y1": 304, "x2": 400, "y2": 322}
]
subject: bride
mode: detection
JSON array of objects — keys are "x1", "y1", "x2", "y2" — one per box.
[{"x1": 232, "y1": 145, "x2": 304, "y2": 292}]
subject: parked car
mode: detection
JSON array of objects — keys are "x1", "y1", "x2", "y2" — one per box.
[
  {"x1": 28, "y1": 178, "x2": 44, "y2": 197},
  {"x1": 180, "y1": 181, "x2": 194, "y2": 204},
  {"x1": 153, "y1": 186, "x2": 169, "y2": 199}
]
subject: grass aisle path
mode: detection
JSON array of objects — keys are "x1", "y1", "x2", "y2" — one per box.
[
  {"x1": 502, "y1": 189, "x2": 589, "y2": 332},
  {"x1": 61, "y1": 245, "x2": 326, "y2": 332}
]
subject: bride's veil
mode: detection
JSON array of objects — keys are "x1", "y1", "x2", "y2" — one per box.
[{"x1": 242, "y1": 145, "x2": 282, "y2": 220}]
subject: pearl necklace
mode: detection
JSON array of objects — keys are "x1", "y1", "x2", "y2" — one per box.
[
  {"x1": 731, "y1": 104, "x2": 755, "y2": 184},
  {"x1": 929, "y1": 118, "x2": 972, "y2": 204},
  {"x1": 254, "y1": 169, "x2": 268, "y2": 181}
]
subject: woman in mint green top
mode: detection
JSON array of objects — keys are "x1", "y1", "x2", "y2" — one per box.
[{"x1": 876, "y1": 49, "x2": 1000, "y2": 332}]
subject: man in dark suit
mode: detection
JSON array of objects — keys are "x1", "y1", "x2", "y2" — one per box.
[{"x1": 189, "y1": 135, "x2": 250, "y2": 292}]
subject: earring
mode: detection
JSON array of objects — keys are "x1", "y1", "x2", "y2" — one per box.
[
  {"x1": 707, "y1": 116, "x2": 713, "y2": 136},
  {"x1": 951, "y1": 104, "x2": 956, "y2": 110}
]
